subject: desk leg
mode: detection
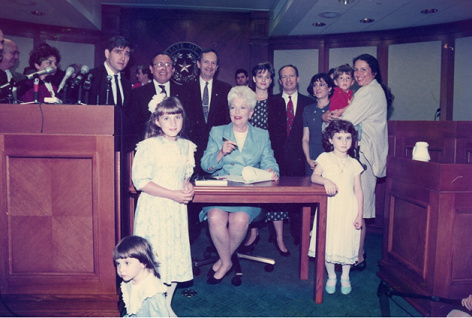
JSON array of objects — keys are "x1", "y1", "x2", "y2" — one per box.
[
  {"x1": 314, "y1": 199, "x2": 327, "y2": 304},
  {"x1": 299, "y1": 206, "x2": 311, "y2": 280}
]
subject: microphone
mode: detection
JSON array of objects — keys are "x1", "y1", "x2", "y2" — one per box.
[
  {"x1": 25, "y1": 67, "x2": 54, "y2": 80},
  {"x1": 70, "y1": 65, "x2": 90, "y2": 89},
  {"x1": 57, "y1": 66, "x2": 75, "y2": 93},
  {"x1": 33, "y1": 77, "x2": 40, "y2": 103},
  {"x1": 105, "y1": 75, "x2": 112, "y2": 105},
  {"x1": 84, "y1": 73, "x2": 93, "y2": 86}
]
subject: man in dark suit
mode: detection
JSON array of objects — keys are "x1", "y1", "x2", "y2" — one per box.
[
  {"x1": 185, "y1": 49, "x2": 231, "y2": 243},
  {"x1": 186, "y1": 49, "x2": 231, "y2": 176},
  {"x1": 0, "y1": 39, "x2": 25, "y2": 101},
  {"x1": 89, "y1": 36, "x2": 132, "y2": 151},
  {"x1": 126, "y1": 52, "x2": 187, "y2": 147},
  {"x1": 273, "y1": 64, "x2": 313, "y2": 245}
]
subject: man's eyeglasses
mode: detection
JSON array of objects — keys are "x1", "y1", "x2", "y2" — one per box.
[{"x1": 153, "y1": 62, "x2": 173, "y2": 68}]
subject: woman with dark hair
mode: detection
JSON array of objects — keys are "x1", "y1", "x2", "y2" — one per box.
[
  {"x1": 19, "y1": 43, "x2": 61, "y2": 103},
  {"x1": 240, "y1": 61, "x2": 290, "y2": 256},
  {"x1": 302, "y1": 73, "x2": 335, "y2": 176},
  {"x1": 324, "y1": 53, "x2": 394, "y2": 270}
]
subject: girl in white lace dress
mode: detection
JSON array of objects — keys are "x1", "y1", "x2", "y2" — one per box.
[
  {"x1": 132, "y1": 95, "x2": 196, "y2": 316},
  {"x1": 114, "y1": 236, "x2": 169, "y2": 317},
  {"x1": 309, "y1": 120, "x2": 363, "y2": 295}
]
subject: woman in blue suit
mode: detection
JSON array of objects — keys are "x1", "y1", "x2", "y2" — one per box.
[{"x1": 200, "y1": 86, "x2": 279, "y2": 284}]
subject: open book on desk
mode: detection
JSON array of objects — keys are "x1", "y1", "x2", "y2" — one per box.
[{"x1": 215, "y1": 167, "x2": 274, "y2": 184}]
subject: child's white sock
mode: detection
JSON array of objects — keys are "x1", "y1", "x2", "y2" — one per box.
[
  {"x1": 325, "y1": 262, "x2": 336, "y2": 279},
  {"x1": 166, "y1": 283, "x2": 178, "y2": 317},
  {"x1": 341, "y1": 265, "x2": 351, "y2": 281}
]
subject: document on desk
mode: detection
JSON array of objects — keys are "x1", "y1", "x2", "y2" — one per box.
[{"x1": 215, "y1": 167, "x2": 273, "y2": 184}]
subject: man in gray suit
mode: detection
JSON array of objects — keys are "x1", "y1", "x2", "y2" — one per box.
[{"x1": 0, "y1": 38, "x2": 25, "y2": 100}]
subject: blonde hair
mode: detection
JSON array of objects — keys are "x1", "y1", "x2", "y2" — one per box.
[{"x1": 144, "y1": 96, "x2": 186, "y2": 139}]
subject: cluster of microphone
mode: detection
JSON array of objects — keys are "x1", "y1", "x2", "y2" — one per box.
[
  {"x1": 0, "y1": 64, "x2": 93, "y2": 104},
  {"x1": 56, "y1": 65, "x2": 93, "y2": 104}
]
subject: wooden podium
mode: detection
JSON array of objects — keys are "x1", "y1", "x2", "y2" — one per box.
[
  {"x1": 379, "y1": 121, "x2": 472, "y2": 317},
  {"x1": 0, "y1": 104, "x2": 119, "y2": 317}
]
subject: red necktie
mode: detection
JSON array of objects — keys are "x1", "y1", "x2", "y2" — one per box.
[{"x1": 286, "y1": 95, "x2": 294, "y2": 136}]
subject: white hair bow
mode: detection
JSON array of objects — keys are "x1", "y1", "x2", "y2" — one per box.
[{"x1": 148, "y1": 93, "x2": 166, "y2": 113}]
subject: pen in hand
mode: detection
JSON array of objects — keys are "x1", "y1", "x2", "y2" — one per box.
[{"x1": 222, "y1": 137, "x2": 238, "y2": 150}]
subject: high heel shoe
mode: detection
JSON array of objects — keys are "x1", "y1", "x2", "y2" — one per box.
[
  {"x1": 351, "y1": 253, "x2": 367, "y2": 272},
  {"x1": 207, "y1": 267, "x2": 216, "y2": 278},
  {"x1": 273, "y1": 240, "x2": 290, "y2": 257},
  {"x1": 244, "y1": 234, "x2": 260, "y2": 248},
  {"x1": 238, "y1": 234, "x2": 260, "y2": 253},
  {"x1": 207, "y1": 267, "x2": 233, "y2": 285}
]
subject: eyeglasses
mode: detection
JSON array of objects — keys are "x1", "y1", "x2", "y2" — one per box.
[{"x1": 153, "y1": 62, "x2": 173, "y2": 68}]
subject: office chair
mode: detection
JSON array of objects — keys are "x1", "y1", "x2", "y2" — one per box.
[{"x1": 192, "y1": 210, "x2": 275, "y2": 286}]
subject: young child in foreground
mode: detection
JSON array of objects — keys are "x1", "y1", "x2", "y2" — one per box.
[
  {"x1": 308, "y1": 120, "x2": 364, "y2": 295},
  {"x1": 114, "y1": 235, "x2": 169, "y2": 317}
]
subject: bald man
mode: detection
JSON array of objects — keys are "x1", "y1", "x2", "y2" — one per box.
[
  {"x1": 0, "y1": 28, "x2": 9, "y2": 100},
  {"x1": 0, "y1": 39, "x2": 25, "y2": 100}
]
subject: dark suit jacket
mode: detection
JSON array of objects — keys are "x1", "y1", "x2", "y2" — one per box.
[
  {"x1": 126, "y1": 81, "x2": 189, "y2": 147},
  {"x1": 266, "y1": 94, "x2": 287, "y2": 171},
  {"x1": 186, "y1": 77, "x2": 232, "y2": 175},
  {"x1": 88, "y1": 64, "x2": 133, "y2": 151},
  {"x1": 273, "y1": 91, "x2": 313, "y2": 177},
  {"x1": 88, "y1": 64, "x2": 132, "y2": 107}
]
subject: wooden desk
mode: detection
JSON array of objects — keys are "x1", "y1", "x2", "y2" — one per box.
[{"x1": 193, "y1": 176, "x2": 327, "y2": 304}]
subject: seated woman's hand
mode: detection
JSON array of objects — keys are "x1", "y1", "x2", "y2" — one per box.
[
  {"x1": 266, "y1": 168, "x2": 279, "y2": 181},
  {"x1": 220, "y1": 140, "x2": 238, "y2": 156}
]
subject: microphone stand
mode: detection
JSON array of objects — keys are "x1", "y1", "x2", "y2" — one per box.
[
  {"x1": 33, "y1": 75, "x2": 40, "y2": 104},
  {"x1": 62, "y1": 82, "x2": 69, "y2": 104},
  {"x1": 105, "y1": 77, "x2": 112, "y2": 105},
  {"x1": 82, "y1": 77, "x2": 92, "y2": 105},
  {"x1": 77, "y1": 84, "x2": 83, "y2": 105},
  {"x1": 6, "y1": 78, "x2": 16, "y2": 104}
]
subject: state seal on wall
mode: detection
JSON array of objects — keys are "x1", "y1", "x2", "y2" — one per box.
[{"x1": 165, "y1": 42, "x2": 203, "y2": 85}]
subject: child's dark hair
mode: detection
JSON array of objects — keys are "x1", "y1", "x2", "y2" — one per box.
[
  {"x1": 333, "y1": 64, "x2": 353, "y2": 80},
  {"x1": 322, "y1": 120, "x2": 358, "y2": 157},
  {"x1": 113, "y1": 235, "x2": 160, "y2": 278},
  {"x1": 145, "y1": 96, "x2": 186, "y2": 139}
]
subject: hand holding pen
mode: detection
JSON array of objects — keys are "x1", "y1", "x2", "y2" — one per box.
[{"x1": 220, "y1": 137, "x2": 238, "y2": 156}]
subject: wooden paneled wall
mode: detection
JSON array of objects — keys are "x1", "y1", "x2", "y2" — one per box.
[{"x1": 102, "y1": 6, "x2": 269, "y2": 86}]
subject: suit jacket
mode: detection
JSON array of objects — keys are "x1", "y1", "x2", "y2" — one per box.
[
  {"x1": 266, "y1": 94, "x2": 287, "y2": 170},
  {"x1": 201, "y1": 123, "x2": 279, "y2": 177},
  {"x1": 0, "y1": 70, "x2": 9, "y2": 101},
  {"x1": 186, "y1": 77, "x2": 232, "y2": 175},
  {"x1": 342, "y1": 79, "x2": 388, "y2": 177},
  {"x1": 273, "y1": 91, "x2": 314, "y2": 177},
  {"x1": 89, "y1": 64, "x2": 132, "y2": 107},
  {"x1": 126, "y1": 81, "x2": 188, "y2": 147},
  {"x1": 88, "y1": 64, "x2": 133, "y2": 151}
]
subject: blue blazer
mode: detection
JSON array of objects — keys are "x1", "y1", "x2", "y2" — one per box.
[{"x1": 201, "y1": 123, "x2": 279, "y2": 177}]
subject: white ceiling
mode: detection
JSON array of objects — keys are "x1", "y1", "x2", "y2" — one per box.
[{"x1": 2, "y1": 0, "x2": 472, "y2": 36}]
